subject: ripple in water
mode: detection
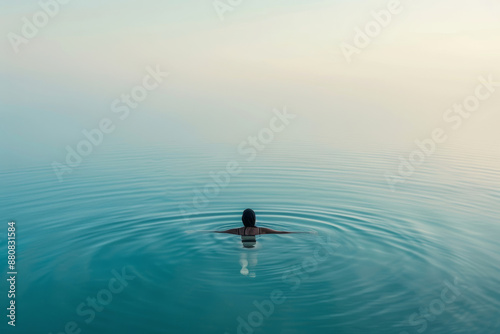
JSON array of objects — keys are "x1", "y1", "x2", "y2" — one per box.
[{"x1": 1, "y1": 144, "x2": 499, "y2": 334}]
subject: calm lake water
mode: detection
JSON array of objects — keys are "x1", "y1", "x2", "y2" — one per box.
[{"x1": 1, "y1": 142, "x2": 499, "y2": 334}]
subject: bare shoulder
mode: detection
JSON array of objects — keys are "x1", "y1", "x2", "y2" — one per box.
[
  {"x1": 257, "y1": 227, "x2": 310, "y2": 234},
  {"x1": 258, "y1": 227, "x2": 289, "y2": 234},
  {"x1": 215, "y1": 228, "x2": 242, "y2": 235}
]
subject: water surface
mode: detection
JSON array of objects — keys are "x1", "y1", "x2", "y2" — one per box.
[{"x1": 1, "y1": 143, "x2": 499, "y2": 334}]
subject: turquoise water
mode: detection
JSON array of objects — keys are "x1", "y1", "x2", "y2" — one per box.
[{"x1": 1, "y1": 143, "x2": 499, "y2": 334}]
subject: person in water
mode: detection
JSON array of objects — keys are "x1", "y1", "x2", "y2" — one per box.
[
  {"x1": 215, "y1": 209, "x2": 310, "y2": 275},
  {"x1": 215, "y1": 208, "x2": 308, "y2": 249},
  {"x1": 215, "y1": 208, "x2": 300, "y2": 237}
]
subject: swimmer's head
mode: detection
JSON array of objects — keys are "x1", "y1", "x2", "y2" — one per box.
[{"x1": 242, "y1": 209, "x2": 256, "y2": 227}]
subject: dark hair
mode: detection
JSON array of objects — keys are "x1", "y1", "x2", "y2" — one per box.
[{"x1": 242, "y1": 209, "x2": 256, "y2": 227}]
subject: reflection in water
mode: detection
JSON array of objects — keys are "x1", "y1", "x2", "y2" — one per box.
[
  {"x1": 240, "y1": 249, "x2": 258, "y2": 278},
  {"x1": 240, "y1": 235, "x2": 257, "y2": 277},
  {"x1": 240, "y1": 236, "x2": 258, "y2": 277}
]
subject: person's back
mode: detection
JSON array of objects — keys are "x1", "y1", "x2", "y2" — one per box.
[
  {"x1": 214, "y1": 209, "x2": 303, "y2": 236},
  {"x1": 220, "y1": 225, "x2": 296, "y2": 236}
]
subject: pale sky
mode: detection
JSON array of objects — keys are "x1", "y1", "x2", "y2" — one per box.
[{"x1": 1, "y1": 0, "x2": 499, "y2": 168}]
